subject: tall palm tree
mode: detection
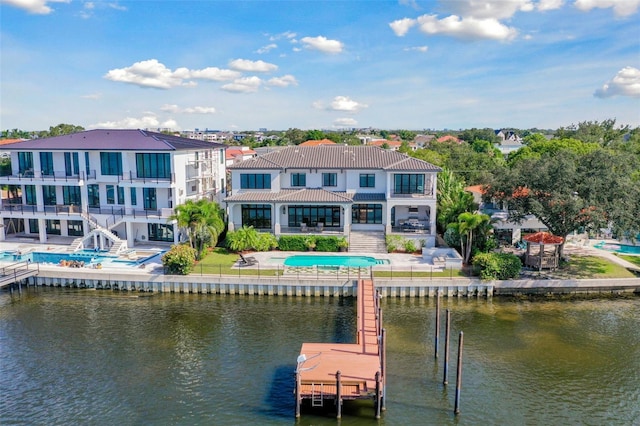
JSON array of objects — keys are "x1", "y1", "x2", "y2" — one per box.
[
  {"x1": 449, "y1": 212, "x2": 491, "y2": 264},
  {"x1": 169, "y1": 199, "x2": 225, "y2": 259}
]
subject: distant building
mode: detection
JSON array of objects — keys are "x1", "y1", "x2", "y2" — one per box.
[{"x1": 299, "y1": 139, "x2": 336, "y2": 147}]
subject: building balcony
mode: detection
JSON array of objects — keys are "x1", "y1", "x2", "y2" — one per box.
[
  {"x1": 117, "y1": 171, "x2": 175, "y2": 185},
  {"x1": 0, "y1": 170, "x2": 96, "y2": 184}
]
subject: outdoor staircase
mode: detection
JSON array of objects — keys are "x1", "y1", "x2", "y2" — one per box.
[
  {"x1": 67, "y1": 211, "x2": 128, "y2": 255},
  {"x1": 348, "y1": 231, "x2": 387, "y2": 254}
]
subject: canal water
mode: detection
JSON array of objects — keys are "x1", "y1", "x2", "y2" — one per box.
[{"x1": 1, "y1": 288, "x2": 638, "y2": 425}]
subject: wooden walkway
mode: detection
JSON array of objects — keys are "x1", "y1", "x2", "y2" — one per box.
[
  {"x1": 0, "y1": 261, "x2": 39, "y2": 289},
  {"x1": 295, "y1": 279, "x2": 385, "y2": 418}
]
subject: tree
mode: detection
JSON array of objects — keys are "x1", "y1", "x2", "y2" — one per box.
[
  {"x1": 459, "y1": 128, "x2": 499, "y2": 144},
  {"x1": 486, "y1": 148, "x2": 640, "y2": 255},
  {"x1": 169, "y1": 199, "x2": 225, "y2": 259},
  {"x1": 305, "y1": 129, "x2": 325, "y2": 141},
  {"x1": 38, "y1": 123, "x2": 84, "y2": 138},
  {"x1": 448, "y1": 211, "x2": 491, "y2": 264},
  {"x1": 555, "y1": 119, "x2": 629, "y2": 147},
  {"x1": 436, "y1": 170, "x2": 477, "y2": 234},
  {"x1": 282, "y1": 128, "x2": 306, "y2": 145}
]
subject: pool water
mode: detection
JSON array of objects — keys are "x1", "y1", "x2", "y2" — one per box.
[
  {"x1": 284, "y1": 255, "x2": 387, "y2": 268},
  {"x1": 594, "y1": 242, "x2": 640, "y2": 255},
  {"x1": 1, "y1": 249, "x2": 164, "y2": 267}
]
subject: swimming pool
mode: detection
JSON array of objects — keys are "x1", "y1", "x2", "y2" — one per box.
[
  {"x1": 1, "y1": 249, "x2": 164, "y2": 267},
  {"x1": 594, "y1": 242, "x2": 640, "y2": 255},
  {"x1": 284, "y1": 255, "x2": 388, "y2": 268}
]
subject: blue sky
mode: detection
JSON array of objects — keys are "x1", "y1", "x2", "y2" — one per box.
[{"x1": 1, "y1": 0, "x2": 639, "y2": 132}]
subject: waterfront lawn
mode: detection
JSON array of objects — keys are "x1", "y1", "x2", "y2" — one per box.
[
  {"x1": 618, "y1": 254, "x2": 640, "y2": 269},
  {"x1": 193, "y1": 248, "x2": 280, "y2": 276},
  {"x1": 556, "y1": 255, "x2": 636, "y2": 279}
]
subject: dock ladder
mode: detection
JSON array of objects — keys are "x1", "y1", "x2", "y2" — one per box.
[{"x1": 311, "y1": 384, "x2": 324, "y2": 407}]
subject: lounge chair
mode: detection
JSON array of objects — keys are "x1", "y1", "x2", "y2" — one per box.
[
  {"x1": 300, "y1": 223, "x2": 308, "y2": 232},
  {"x1": 238, "y1": 253, "x2": 258, "y2": 267},
  {"x1": 316, "y1": 222, "x2": 324, "y2": 233}
]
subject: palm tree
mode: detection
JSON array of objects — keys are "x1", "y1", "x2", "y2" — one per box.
[
  {"x1": 169, "y1": 199, "x2": 225, "y2": 259},
  {"x1": 449, "y1": 212, "x2": 491, "y2": 264},
  {"x1": 436, "y1": 169, "x2": 477, "y2": 234}
]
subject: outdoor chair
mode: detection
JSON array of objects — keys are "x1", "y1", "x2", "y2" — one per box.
[
  {"x1": 238, "y1": 253, "x2": 258, "y2": 267},
  {"x1": 316, "y1": 222, "x2": 324, "y2": 233},
  {"x1": 300, "y1": 223, "x2": 308, "y2": 232}
]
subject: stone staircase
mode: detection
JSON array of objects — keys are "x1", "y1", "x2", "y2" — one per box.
[
  {"x1": 348, "y1": 231, "x2": 387, "y2": 254},
  {"x1": 67, "y1": 211, "x2": 127, "y2": 255}
]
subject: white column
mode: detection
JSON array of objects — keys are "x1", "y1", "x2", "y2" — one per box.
[
  {"x1": 274, "y1": 204, "x2": 282, "y2": 236},
  {"x1": 38, "y1": 218, "x2": 47, "y2": 243}
]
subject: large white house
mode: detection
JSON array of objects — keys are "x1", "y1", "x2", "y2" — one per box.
[
  {"x1": 0, "y1": 129, "x2": 227, "y2": 250},
  {"x1": 225, "y1": 145, "x2": 441, "y2": 249}
]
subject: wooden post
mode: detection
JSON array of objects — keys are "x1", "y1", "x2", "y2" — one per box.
[
  {"x1": 443, "y1": 309, "x2": 451, "y2": 385},
  {"x1": 381, "y1": 327, "x2": 386, "y2": 411},
  {"x1": 295, "y1": 370, "x2": 301, "y2": 418},
  {"x1": 375, "y1": 371, "x2": 382, "y2": 419},
  {"x1": 435, "y1": 290, "x2": 440, "y2": 358},
  {"x1": 454, "y1": 331, "x2": 464, "y2": 415},
  {"x1": 336, "y1": 370, "x2": 342, "y2": 419}
]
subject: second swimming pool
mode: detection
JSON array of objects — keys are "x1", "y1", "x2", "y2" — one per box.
[{"x1": 284, "y1": 255, "x2": 388, "y2": 268}]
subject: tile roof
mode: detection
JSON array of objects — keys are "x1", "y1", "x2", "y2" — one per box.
[
  {"x1": 0, "y1": 139, "x2": 24, "y2": 146},
  {"x1": 5, "y1": 129, "x2": 227, "y2": 151},
  {"x1": 299, "y1": 139, "x2": 336, "y2": 146},
  {"x1": 228, "y1": 145, "x2": 441, "y2": 171},
  {"x1": 225, "y1": 188, "x2": 355, "y2": 203}
]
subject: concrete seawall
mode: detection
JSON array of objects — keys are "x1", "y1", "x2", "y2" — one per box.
[{"x1": 19, "y1": 267, "x2": 640, "y2": 297}]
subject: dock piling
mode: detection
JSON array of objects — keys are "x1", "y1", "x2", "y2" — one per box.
[
  {"x1": 435, "y1": 290, "x2": 440, "y2": 359},
  {"x1": 454, "y1": 331, "x2": 464, "y2": 415},
  {"x1": 443, "y1": 309, "x2": 451, "y2": 385},
  {"x1": 336, "y1": 370, "x2": 342, "y2": 419}
]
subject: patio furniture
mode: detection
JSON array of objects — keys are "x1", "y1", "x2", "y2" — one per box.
[
  {"x1": 315, "y1": 222, "x2": 324, "y2": 233},
  {"x1": 238, "y1": 253, "x2": 258, "y2": 267},
  {"x1": 300, "y1": 223, "x2": 308, "y2": 232}
]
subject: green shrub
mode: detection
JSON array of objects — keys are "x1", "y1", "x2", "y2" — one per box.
[
  {"x1": 254, "y1": 232, "x2": 278, "y2": 251},
  {"x1": 162, "y1": 244, "x2": 197, "y2": 275},
  {"x1": 316, "y1": 236, "x2": 339, "y2": 252},
  {"x1": 277, "y1": 235, "x2": 307, "y2": 251},
  {"x1": 472, "y1": 252, "x2": 522, "y2": 280},
  {"x1": 225, "y1": 226, "x2": 277, "y2": 252},
  {"x1": 403, "y1": 239, "x2": 417, "y2": 253},
  {"x1": 386, "y1": 235, "x2": 403, "y2": 252}
]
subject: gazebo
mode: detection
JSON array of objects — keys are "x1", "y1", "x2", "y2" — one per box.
[{"x1": 523, "y1": 232, "x2": 564, "y2": 271}]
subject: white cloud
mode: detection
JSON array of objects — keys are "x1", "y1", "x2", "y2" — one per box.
[
  {"x1": 269, "y1": 31, "x2": 296, "y2": 41},
  {"x1": 160, "y1": 104, "x2": 216, "y2": 114},
  {"x1": 446, "y1": 0, "x2": 535, "y2": 19},
  {"x1": 229, "y1": 59, "x2": 278, "y2": 72},
  {"x1": 190, "y1": 67, "x2": 241, "y2": 81},
  {"x1": 537, "y1": 0, "x2": 564, "y2": 11},
  {"x1": 594, "y1": 66, "x2": 640, "y2": 98},
  {"x1": 90, "y1": 115, "x2": 177, "y2": 130},
  {"x1": 333, "y1": 117, "x2": 358, "y2": 127},
  {"x1": 104, "y1": 59, "x2": 239, "y2": 89},
  {"x1": 2, "y1": 0, "x2": 69, "y2": 14},
  {"x1": 221, "y1": 76, "x2": 263, "y2": 93},
  {"x1": 574, "y1": 0, "x2": 640, "y2": 16},
  {"x1": 416, "y1": 14, "x2": 518, "y2": 41},
  {"x1": 266, "y1": 75, "x2": 298, "y2": 87},
  {"x1": 108, "y1": 2, "x2": 127, "y2": 11},
  {"x1": 389, "y1": 18, "x2": 416, "y2": 36},
  {"x1": 256, "y1": 43, "x2": 278, "y2": 54},
  {"x1": 404, "y1": 46, "x2": 429, "y2": 52},
  {"x1": 300, "y1": 36, "x2": 344, "y2": 54},
  {"x1": 330, "y1": 96, "x2": 368, "y2": 113}
]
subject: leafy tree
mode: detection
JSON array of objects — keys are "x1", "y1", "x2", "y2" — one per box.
[
  {"x1": 487, "y1": 148, "x2": 640, "y2": 255},
  {"x1": 305, "y1": 129, "x2": 325, "y2": 141},
  {"x1": 225, "y1": 226, "x2": 260, "y2": 252},
  {"x1": 555, "y1": 119, "x2": 629, "y2": 147},
  {"x1": 398, "y1": 130, "x2": 416, "y2": 141},
  {"x1": 38, "y1": 123, "x2": 84, "y2": 138},
  {"x1": 473, "y1": 252, "x2": 521, "y2": 280},
  {"x1": 507, "y1": 137, "x2": 599, "y2": 166},
  {"x1": 282, "y1": 128, "x2": 306, "y2": 145},
  {"x1": 1, "y1": 129, "x2": 32, "y2": 139},
  {"x1": 460, "y1": 128, "x2": 499, "y2": 144}
]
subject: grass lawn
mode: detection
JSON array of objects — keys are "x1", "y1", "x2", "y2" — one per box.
[
  {"x1": 618, "y1": 254, "x2": 640, "y2": 268},
  {"x1": 192, "y1": 248, "x2": 281, "y2": 276},
  {"x1": 553, "y1": 255, "x2": 636, "y2": 279}
]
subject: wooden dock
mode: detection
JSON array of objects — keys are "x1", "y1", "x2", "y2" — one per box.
[
  {"x1": 0, "y1": 261, "x2": 39, "y2": 289},
  {"x1": 295, "y1": 279, "x2": 385, "y2": 418}
]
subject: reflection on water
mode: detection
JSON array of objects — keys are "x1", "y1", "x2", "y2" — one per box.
[{"x1": 0, "y1": 289, "x2": 638, "y2": 425}]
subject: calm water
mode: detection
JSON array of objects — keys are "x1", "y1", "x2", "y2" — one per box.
[{"x1": 1, "y1": 288, "x2": 638, "y2": 425}]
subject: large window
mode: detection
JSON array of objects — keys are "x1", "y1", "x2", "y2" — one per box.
[
  {"x1": 18, "y1": 152, "x2": 33, "y2": 175},
  {"x1": 117, "y1": 186, "x2": 125, "y2": 205},
  {"x1": 287, "y1": 205, "x2": 341, "y2": 228},
  {"x1": 240, "y1": 173, "x2": 271, "y2": 189},
  {"x1": 106, "y1": 185, "x2": 115, "y2": 204},
  {"x1": 130, "y1": 187, "x2": 137, "y2": 206},
  {"x1": 352, "y1": 204, "x2": 382, "y2": 224},
  {"x1": 45, "y1": 219, "x2": 61, "y2": 235},
  {"x1": 359, "y1": 174, "x2": 375, "y2": 188},
  {"x1": 67, "y1": 220, "x2": 84, "y2": 236},
  {"x1": 241, "y1": 204, "x2": 272, "y2": 228},
  {"x1": 148, "y1": 223, "x2": 174, "y2": 242},
  {"x1": 24, "y1": 185, "x2": 36, "y2": 205},
  {"x1": 40, "y1": 152, "x2": 54, "y2": 176},
  {"x1": 87, "y1": 184, "x2": 100, "y2": 207},
  {"x1": 143, "y1": 188, "x2": 157, "y2": 210},
  {"x1": 136, "y1": 153, "x2": 171, "y2": 178},
  {"x1": 28, "y1": 219, "x2": 39, "y2": 234},
  {"x1": 291, "y1": 173, "x2": 306, "y2": 187},
  {"x1": 42, "y1": 186, "x2": 56, "y2": 205},
  {"x1": 394, "y1": 174, "x2": 425, "y2": 194},
  {"x1": 100, "y1": 152, "x2": 122, "y2": 176},
  {"x1": 85, "y1": 152, "x2": 91, "y2": 176},
  {"x1": 64, "y1": 152, "x2": 79, "y2": 176},
  {"x1": 62, "y1": 186, "x2": 81, "y2": 206},
  {"x1": 322, "y1": 173, "x2": 337, "y2": 187}
]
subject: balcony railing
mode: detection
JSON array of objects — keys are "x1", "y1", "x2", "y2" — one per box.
[
  {"x1": 0, "y1": 204, "x2": 83, "y2": 215},
  {"x1": 1, "y1": 204, "x2": 174, "y2": 223},
  {"x1": 118, "y1": 171, "x2": 175, "y2": 184},
  {"x1": 0, "y1": 170, "x2": 96, "y2": 182}
]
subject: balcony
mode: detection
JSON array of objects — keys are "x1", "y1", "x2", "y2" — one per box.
[
  {"x1": 118, "y1": 171, "x2": 175, "y2": 185},
  {"x1": 0, "y1": 170, "x2": 96, "y2": 183}
]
